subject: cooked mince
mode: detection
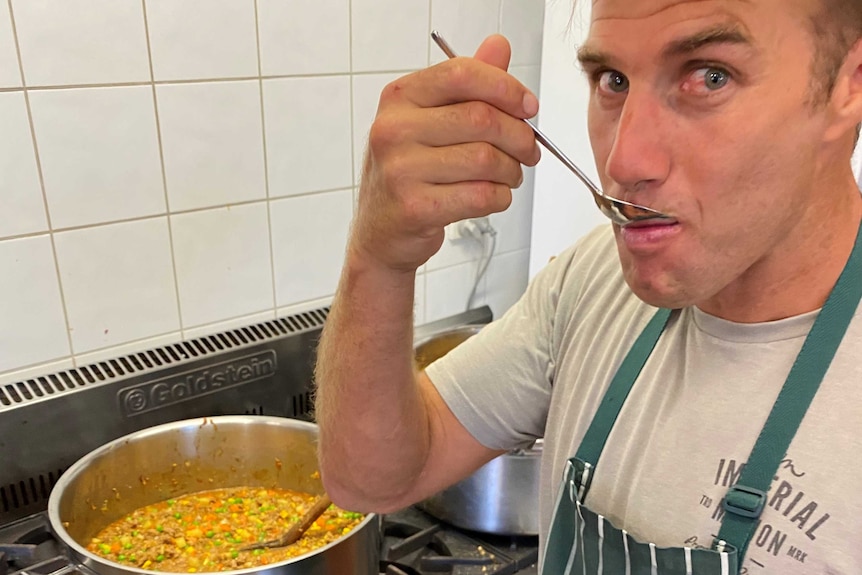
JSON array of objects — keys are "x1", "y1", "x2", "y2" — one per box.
[{"x1": 87, "y1": 487, "x2": 364, "y2": 572}]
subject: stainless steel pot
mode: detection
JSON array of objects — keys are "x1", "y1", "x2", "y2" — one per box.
[
  {"x1": 414, "y1": 326, "x2": 542, "y2": 536},
  {"x1": 47, "y1": 416, "x2": 380, "y2": 575}
]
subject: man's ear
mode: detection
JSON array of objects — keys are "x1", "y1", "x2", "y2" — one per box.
[{"x1": 824, "y1": 38, "x2": 862, "y2": 142}]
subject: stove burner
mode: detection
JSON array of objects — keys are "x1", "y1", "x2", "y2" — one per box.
[
  {"x1": 0, "y1": 508, "x2": 539, "y2": 575},
  {"x1": 381, "y1": 561, "x2": 422, "y2": 575},
  {"x1": 385, "y1": 524, "x2": 446, "y2": 561},
  {"x1": 380, "y1": 510, "x2": 539, "y2": 574}
]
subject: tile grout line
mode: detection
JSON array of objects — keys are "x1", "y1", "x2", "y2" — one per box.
[
  {"x1": 0, "y1": 69, "x2": 426, "y2": 93},
  {"x1": 6, "y1": 0, "x2": 78, "y2": 365},
  {"x1": 426, "y1": 0, "x2": 432, "y2": 67},
  {"x1": 141, "y1": 0, "x2": 187, "y2": 339},
  {"x1": 0, "y1": 188, "x2": 359, "y2": 243},
  {"x1": 253, "y1": 0, "x2": 280, "y2": 321},
  {"x1": 348, "y1": 0, "x2": 357, "y2": 204}
]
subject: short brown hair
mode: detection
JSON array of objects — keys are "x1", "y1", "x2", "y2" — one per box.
[{"x1": 808, "y1": 0, "x2": 862, "y2": 104}]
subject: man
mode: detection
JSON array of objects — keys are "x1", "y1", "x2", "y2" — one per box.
[{"x1": 315, "y1": 0, "x2": 862, "y2": 572}]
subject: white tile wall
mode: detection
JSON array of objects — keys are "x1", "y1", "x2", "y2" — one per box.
[
  {"x1": 425, "y1": 260, "x2": 483, "y2": 323},
  {"x1": 11, "y1": 0, "x2": 150, "y2": 86},
  {"x1": 258, "y1": 0, "x2": 350, "y2": 76},
  {"x1": 53, "y1": 217, "x2": 180, "y2": 353},
  {"x1": 500, "y1": 0, "x2": 545, "y2": 67},
  {"x1": 263, "y1": 76, "x2": 353, "y2": 197},
  {"x1": 183, "y1": 310, "x2": 276, "y2": 341},
  {"x1": 0, "y1": 235, "x2": 69, "y2": 372},
  {"x1": 0, "y1": 0, "x2": 545, "y2": 383},
  {"x1": 270, "y1": 189, "x2": 353, "y2": 306},
  {"x1": 0, "y1": 92, "x2": 46, "y2": 238},
  {"x1": 156, "y1": 81, "x2": 266, "y2": 212},
  {"x1": 352, "y1": 0, "x2": 429, "y2": 72},
  {"x1": 479, "y1": 247, "x2": 530, "y2": 317},
  {"x1": 145, "y1": 0, "x2": 259, "y2": 81},
  {"x1": 0, "y1": 2, "x2": 21, "y2": 88},
  {"x1": 277, "y1": 296, "x2": 335, "y2": 319},
  {"x1": 171, "y1": 203, "x2": 274, "y2": 328},
  {"x1": 429, "y1": 0, "x2": 500, "y2": 64},
  {"x1": 29, "y1": 86, "x2": 165, "y2": 228}
]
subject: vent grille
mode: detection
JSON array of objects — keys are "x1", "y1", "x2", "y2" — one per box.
[
  {"x1": 292, "y1": 391, "x2": 314, "y2": 418},
  {"x1": 0, "y1": 308, "x2": 329, "y2": 409},
  {"x1": 0, "y1": 470, "x2": 65, "y2": 514}
]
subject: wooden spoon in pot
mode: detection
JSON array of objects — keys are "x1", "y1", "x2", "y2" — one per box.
[{"x1": 239, "y1": 493, "x2": 332, "y2": 551}]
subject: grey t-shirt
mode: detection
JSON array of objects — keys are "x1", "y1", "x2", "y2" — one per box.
[{"x1": 426, "y1": 224, "x2": 862, "y2": 574}]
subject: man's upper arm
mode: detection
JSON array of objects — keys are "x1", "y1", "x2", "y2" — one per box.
[{"x1": 410, "y1": 370, "x2": 505, "y2": 502}]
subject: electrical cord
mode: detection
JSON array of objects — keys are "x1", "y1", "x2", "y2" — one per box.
[{"x1": 466, "y1": 218, "x2": 497, "y2": 310}]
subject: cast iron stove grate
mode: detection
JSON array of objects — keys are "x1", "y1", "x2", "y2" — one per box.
[{"x1": 379, "y1": 507, "x2": 539, "y2": 575}]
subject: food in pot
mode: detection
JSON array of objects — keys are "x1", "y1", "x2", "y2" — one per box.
[{"x1": 87, "y1": 486, "x2": 364, "y2": 572}]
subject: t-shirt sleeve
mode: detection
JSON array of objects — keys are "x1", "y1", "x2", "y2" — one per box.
[{"x1": 424, "y1": 230, "x2": 600, "y2": 451}]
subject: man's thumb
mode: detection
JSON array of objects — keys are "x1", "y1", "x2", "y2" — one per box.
[{"x1": 473, "y1": 34, "x2": 512, "y2": 71}]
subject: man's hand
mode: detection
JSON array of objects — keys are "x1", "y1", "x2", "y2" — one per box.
[{"x1": 350, "y1": 34, "x2": 541, "y2": 273}]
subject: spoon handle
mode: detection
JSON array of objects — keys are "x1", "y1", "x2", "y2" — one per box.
[
  {"x1": 240, "y1": 494, "x2": 332, "y2": 551},
  {"x1": 430, "y1": 30, "x2": 602, "y2": 197}
]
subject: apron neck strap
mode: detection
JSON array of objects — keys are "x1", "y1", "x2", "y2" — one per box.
[
  {"x1": 571, "y1": 219, "x2": 862, "y2": 566},
  {"x1": 716, "y1": 219, "x2": 862, "y2": 558},
  {"x1": 573, "y1": 307, "x2": 672, "y2": 467}
]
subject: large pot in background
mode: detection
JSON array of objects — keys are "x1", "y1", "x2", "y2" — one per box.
[
  {"x1": 414, "y1": 326, "x2": 542, "y2": 536},
  {"x1": 48, "y1": 416, "x2": 380, "y2": 575}
]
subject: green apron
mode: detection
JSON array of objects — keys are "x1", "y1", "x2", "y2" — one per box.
[{"x1": 541, "y1": 222, "x2": 862, "y2": 575}]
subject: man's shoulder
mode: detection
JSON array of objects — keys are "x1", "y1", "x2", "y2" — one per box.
[{"x1": 542, "y1": 224, "x2": 631, "y2": 305}]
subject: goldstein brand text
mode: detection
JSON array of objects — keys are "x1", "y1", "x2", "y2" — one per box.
[{"x1": 118, "y1": 351, "x2": 277, "y2": 416}]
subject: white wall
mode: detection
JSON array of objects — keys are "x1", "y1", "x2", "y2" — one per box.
[
  {"x1": 0, "y1": 0, "x2": 544, "y2": 385},
  {"x1": 529, "y1": 0, "x2": 599, "y2": 277}
]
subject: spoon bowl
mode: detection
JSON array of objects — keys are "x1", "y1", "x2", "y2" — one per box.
[{"x1": 430, "y1": 30, "x2": 673, "y2": 227}]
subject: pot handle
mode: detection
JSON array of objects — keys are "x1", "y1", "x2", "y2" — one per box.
[{"x1": 510, "y1": 438, "x2": 544, "y2": 456}]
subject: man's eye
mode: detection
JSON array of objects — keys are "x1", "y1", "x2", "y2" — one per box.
[
  {"x1": 686, "y1": 67, "x2": 731, "y2": 93},
  {"x1": 598, "y1": 70, "x2": 629, "y2": 94}
]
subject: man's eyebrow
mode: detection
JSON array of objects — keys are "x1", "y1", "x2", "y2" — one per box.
[
  {"x1": 663, "y1": 24, "x2": 753, "y2": 58},
  {"x1": 576, "y1": 45, "x2": 610, "y2": 69},
  {"x1": 576, "y1": 23, "x2": 754, "y2": 70}
]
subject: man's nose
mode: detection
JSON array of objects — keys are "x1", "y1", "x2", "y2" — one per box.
[{"x1": 604, "y1": 93, "x2": 671, "y2": 192}]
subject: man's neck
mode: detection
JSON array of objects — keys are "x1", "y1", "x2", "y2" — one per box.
[{"x1": 698, "y1": 181, "x2": 862, "y2": 324}]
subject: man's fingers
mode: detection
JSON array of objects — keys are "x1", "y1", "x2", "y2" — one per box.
[
  {"x1": 390, "y1": 142, "x2": 524, "y2": 189},
  {"x1": 371, "y1": 102, "x2": 540, "y2": 167},
  {"x1": 393, "y1": 181, "x2": 514, "y2": 231},
  {"x1": 472, "y1": 34, "x2": 511, "y2": 71},
  {"x1": 383, "y1": 58, "x2": 539, "y2": 120}
]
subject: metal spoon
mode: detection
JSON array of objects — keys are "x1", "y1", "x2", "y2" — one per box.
[
  {"x1": 430, "y1": 30, "x2": 673, "y2": 227},
  {"x1": 239, "y1": 493, "x2": 332, "y2": 552}
]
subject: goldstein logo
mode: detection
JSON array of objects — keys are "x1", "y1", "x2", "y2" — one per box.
[{"x1": 119, "y1": 351, "x2": 276, "y2": 416}]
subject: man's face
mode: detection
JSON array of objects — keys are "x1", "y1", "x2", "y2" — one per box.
[{"x1": 582, "y1": 0, "x2": 834, "y2": 313}]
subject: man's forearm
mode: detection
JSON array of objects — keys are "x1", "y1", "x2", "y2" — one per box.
[{"x1": 314, "y1": 249, "x2": 429, "y2": 512}]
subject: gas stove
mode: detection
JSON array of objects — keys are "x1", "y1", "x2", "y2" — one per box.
[{"x1": 0, "y1": 306, "x2": 539, "y2": 575}]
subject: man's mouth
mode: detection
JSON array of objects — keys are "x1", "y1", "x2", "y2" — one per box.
[{"x1": 621, "y1": 216, "x2": 679, "y2": 229}]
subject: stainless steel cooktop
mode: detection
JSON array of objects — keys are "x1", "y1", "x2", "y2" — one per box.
[{"x1": 0, "y1": 305, "x2": 538, "y2": 575}]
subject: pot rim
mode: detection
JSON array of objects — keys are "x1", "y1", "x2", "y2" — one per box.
[
  {"x1": 412, "y1": 324, "x2": 485, "y2": 350},
  {"x1": 47, "y1": 415, "x2": 378, "y2": 575}
]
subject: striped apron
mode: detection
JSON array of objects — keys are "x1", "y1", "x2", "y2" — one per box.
[{"x1": 541, "y1": 221, "x2": 862, "y2": 575}]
